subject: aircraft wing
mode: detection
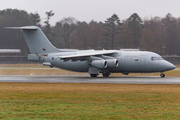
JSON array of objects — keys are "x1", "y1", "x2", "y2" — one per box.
[{"x1": 59, "y1": 50, "x2": 116, "y2": 61}]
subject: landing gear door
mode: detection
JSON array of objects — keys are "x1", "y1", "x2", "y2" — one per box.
[{"x1": 140, "y1": 56, "x2": 146, "y2": 66}]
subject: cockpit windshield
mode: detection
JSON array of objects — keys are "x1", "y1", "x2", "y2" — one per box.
[{"x1": 151, "y1": 57, "x2": 164, "y2": 61}]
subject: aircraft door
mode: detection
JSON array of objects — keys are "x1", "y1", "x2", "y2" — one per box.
[
  {"x1": 55, "y1": 57, "x2": 59, "y2": 64},
  {"x1": 140, "y1": 56, "x2": 146, "y2": 66}
]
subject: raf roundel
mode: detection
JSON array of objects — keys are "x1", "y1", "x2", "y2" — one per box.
[
  {"x1": 43, "y1": 48, "x2": 46, "y2": 51},
  {"x1": 52, "y1": 57, "x2": 54, "y2": 60}
]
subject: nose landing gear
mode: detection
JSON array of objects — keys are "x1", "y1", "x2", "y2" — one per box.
[{"x1": 160, "y1": 73, "x2": 165, "y2": 78}]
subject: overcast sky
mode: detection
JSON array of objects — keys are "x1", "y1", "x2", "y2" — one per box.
[{"x1": 0, "y1": 0, "x2": 180, "y2": 26}]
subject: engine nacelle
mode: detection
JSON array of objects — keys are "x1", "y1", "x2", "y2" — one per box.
[
  {"x1": 106, "y1": 59, "x2": 118, "y2": 67},
  {"x1": 91, "y1": 60, "x2": 107, "y2": 69}
]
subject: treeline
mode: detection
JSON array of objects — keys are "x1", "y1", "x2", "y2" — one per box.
[{"x1": 0, "y1": 9, "x2": 180, "y2": 56}]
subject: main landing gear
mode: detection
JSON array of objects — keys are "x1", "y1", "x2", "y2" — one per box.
[
  {"x1": 102, "y1": 71, "x2": 110, "y2": 77},
  {"x1": 160, "y1": 73, "x2": 165, "y2": 78},
  {"x1": 102, "y1": 70, "x2": 110, "y2": 77},
  {"x1": 90, "y1": 70, "x2": 111, "y2": 77},
  {"x1": 90, "y1": 74, "x2": 98, "y2": 77}
]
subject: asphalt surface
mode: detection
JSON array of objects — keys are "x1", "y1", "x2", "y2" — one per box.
[
  {"x1": 0, "y1": 67, "x2": 180, "y2": 70},
  {"x1": 0, "y1": 75, "x2": 179, "y2": 84}
]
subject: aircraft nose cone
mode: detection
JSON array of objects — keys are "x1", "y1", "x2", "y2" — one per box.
[
  {"x1": 170, "y1": 64, "x2": 176, "y2": 70},
  {"x1": 164, "y1": 61, "x2": 176, "y2": 71}
]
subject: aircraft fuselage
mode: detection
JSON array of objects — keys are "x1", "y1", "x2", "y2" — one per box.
[{"x1": 37, "y1": 50, "x2": 175, "y2": 75}]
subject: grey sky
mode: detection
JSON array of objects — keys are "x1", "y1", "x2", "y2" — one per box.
[{"x1": 1, "y1": 0, "x2": 180, "y2": 25}]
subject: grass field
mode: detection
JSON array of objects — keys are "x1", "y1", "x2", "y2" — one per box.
[
  {"x1": 0, "y1": 64, "x2": 180, "y2": 119},
  {"x1": 0, "y1": 83, "x2": 180, "y2": 119}
]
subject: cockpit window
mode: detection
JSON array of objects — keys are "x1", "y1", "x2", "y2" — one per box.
[{"x1": 151, "y1": 57, "x2": 164, "y2": 61}]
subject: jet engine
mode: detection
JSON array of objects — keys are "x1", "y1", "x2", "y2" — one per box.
[
  {"x1": 106, "y1": 59, "x2": 118, "y2": 67},
  {"x1": 91, "y1": 60, "x2": 107, "y2": 69}
]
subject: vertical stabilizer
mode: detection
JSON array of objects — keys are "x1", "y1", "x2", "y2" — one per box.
[{"x1": 6, "y1": 26, "x2": 60, "y2": 54}]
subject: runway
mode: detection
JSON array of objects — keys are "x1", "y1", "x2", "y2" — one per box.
[
  {"x1": 0, "y1": 75, "x2": 180, "y2": 84},
  {"x1": 0, "y1": 68, "x2": 180, "y2": 70}
]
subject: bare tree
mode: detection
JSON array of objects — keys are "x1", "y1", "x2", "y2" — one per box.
[
  {"x1": 54, "y1": 17, "x2": 78, "y2": 48},
  {"x1": 70, "y1": 22, "x2": 88, "y2": 49},
  {"x1": 44, "y1": 10, "x2": 54, "y2": 43}
]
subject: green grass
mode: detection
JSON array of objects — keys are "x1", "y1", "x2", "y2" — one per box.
[{"x1": 0, "y1": 83, "x2": 180, "y2": 119}]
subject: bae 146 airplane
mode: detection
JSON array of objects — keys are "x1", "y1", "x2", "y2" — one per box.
[{"x1": 6, "y1": 26, "x2": 176, "y2": 78}]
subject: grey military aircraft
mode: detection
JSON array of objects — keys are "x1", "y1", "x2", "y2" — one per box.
[{"x1": 6, "y1": 26, "x2": 176, "y2": 78}]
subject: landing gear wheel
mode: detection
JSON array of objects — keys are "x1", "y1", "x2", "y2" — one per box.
[
  {"x1": 102, "y1": 71, "x2": 110, "y2": 77},
  {"x1": 90, "y1": 74, "x2": 97, "y2": 77},
  {"x1": 160, "y1": 73, "x2": 165, "y2": 78},
  {"x1": 102, "y1": 73, "x2": 110, "y2": 77},
  {"x1": 102, "y1": 74, "x2": 109, "y2": 77}
]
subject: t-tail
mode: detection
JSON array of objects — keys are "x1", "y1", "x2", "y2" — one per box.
[{"x1": 5, "y1": 26, "x2": 60, "y2": 54}]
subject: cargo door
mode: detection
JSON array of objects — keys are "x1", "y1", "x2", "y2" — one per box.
[{"x1": 140, "y1": 56, "x2": 146, "y2": 66}]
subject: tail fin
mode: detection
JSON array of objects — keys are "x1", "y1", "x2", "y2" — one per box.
[{"x1": 6, "y1": 26, "x2": 60, "y2": 54}]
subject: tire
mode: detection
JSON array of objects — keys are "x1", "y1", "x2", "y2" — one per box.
[
  {"x1": 90, "y1": 74, "x2": 97, "y2": 77},
  {"x1": 160, "y1": 74, "x2": 165, "y2": 78},
  {"x1": 102, "y1": 71, "x2": 110, "y2": 77},
  {"x1": 102, "y1": 73, "x2": 109, "y2": 77}
]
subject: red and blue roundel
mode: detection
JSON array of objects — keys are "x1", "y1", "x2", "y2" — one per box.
[
  {"x1": 43, "y1": 48, "x2": 46, "y2": 51},
  {"x1": 52, "y1": 57, "x2": 54, "y2": 60}
]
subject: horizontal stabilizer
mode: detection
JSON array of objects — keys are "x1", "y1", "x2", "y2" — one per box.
[
  {"x1": 5, "y1": 26, "x2": 38, "y2": 30},
  {"x1": 0, "y1": 49, "x2": 21, "y2": 53}
]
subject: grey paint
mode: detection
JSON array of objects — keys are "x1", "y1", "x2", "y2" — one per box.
[{"x1": 21, "y1": 27, "x2": 60, "y2": 54}]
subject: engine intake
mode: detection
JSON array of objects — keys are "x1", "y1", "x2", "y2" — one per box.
[{"x1": 91, "y1": 60, "x2": 107, "y2": 69}]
